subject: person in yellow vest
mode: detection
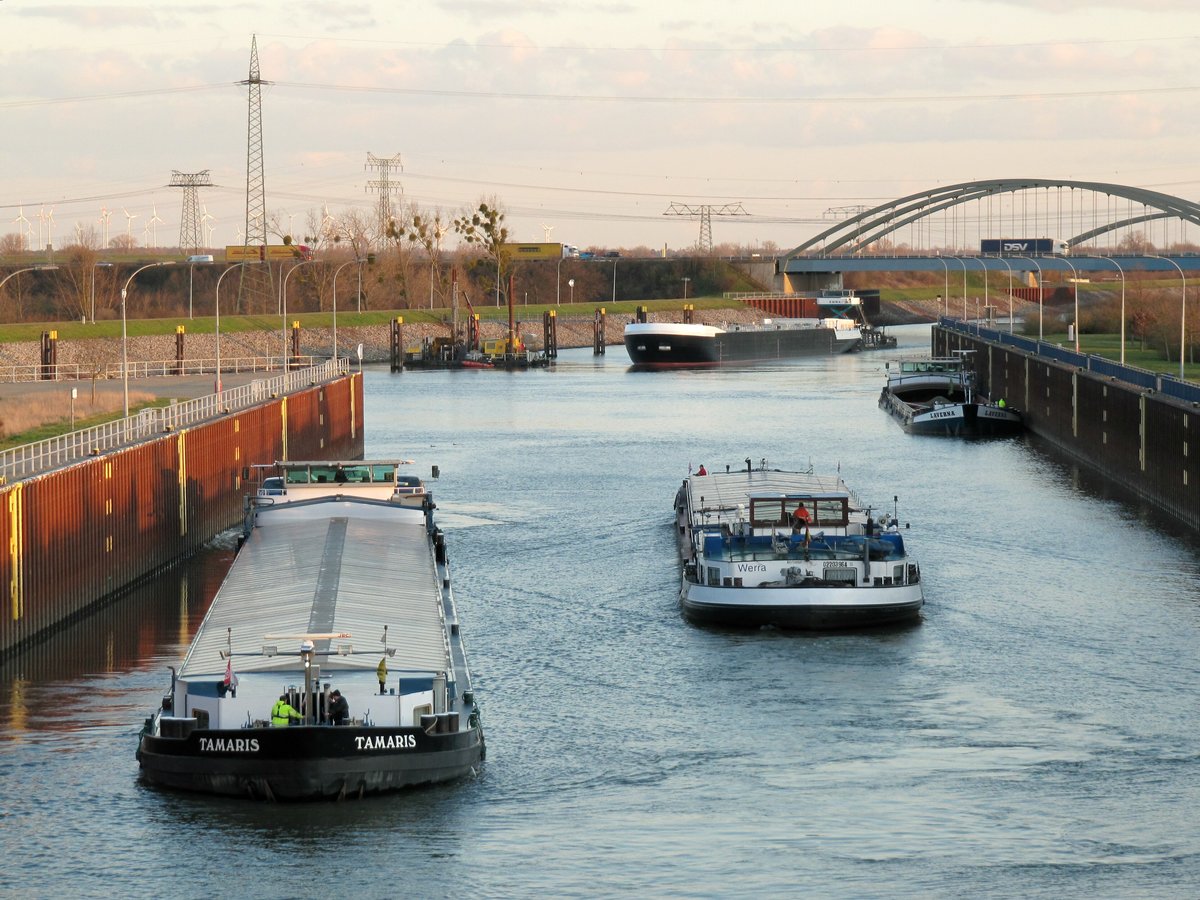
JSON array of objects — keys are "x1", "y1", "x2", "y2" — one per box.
[
  {"x1": 377, "y1": 656, "x2": 388, "y2": 695},
  {"x1": 271, "y1": 694, "x2": 301, "y2": 727}
]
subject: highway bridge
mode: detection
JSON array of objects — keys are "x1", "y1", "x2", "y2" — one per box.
[{"x1": 775, "y1": 178, "x2": 1200, "y2": 292}]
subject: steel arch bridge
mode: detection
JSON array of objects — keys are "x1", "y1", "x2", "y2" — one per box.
[{"x1": 783, "y1": 179, "x2": 1200, "y2": 260}]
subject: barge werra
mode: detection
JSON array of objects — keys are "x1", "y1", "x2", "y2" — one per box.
[
  {"x1": 675, "y1": 458, "x2": 923, "y2": 629},
  {"x1": 136, "y1": 460, "x2": 485, "y2": 801}
]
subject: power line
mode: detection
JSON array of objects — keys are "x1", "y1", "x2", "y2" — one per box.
[
  {"x1": 256, "y1": 32, "x2": 1200, "y2": 54},
  {"x1": 7, "y1": 79, "x2": 1198, "y2": 111},
  {"x1": 271, "y1": 80, "x2": 1200, "y2": 105}
]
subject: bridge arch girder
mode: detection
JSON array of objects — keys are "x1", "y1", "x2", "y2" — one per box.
[{"x1": 786, "y1": 179, "x2": 1200, "y2": 259}]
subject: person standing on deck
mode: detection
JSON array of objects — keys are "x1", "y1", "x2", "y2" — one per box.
[
  {"x1": 791, "y1": 503, "x2": 811, "y2": 542},
  {"x1": 377, "y1": 656, "x2": 388, "y2": 695},
  {"x1": 327, "y1": 690, "x2": 349, "y2": 726},
  {"x1": 271, "y1": 695, "x2": 301, "y2": 727}
]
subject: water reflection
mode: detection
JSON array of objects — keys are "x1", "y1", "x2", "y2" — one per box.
[{"x1": 0, "y1": 531, "x2": 237, "y2": 733}]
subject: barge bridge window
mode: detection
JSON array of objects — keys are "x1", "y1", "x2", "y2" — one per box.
[{"x1": 750, "y1": 496, "x2": 848, "y2": 529}]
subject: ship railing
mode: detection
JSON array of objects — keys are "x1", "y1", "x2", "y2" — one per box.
[{"x1": 0, "y1": 358, "x2": 350, "y2": 483}]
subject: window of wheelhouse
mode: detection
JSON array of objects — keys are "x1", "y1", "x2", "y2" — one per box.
[{"x1": 748, "y1": 496, "x2": 849, "y2": 528}]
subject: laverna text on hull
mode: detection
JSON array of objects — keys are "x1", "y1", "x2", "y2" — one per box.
[
  {"x1": 879, "y1": 355, "x2": 1022, "y2": 437},
  {"x1": 137, "y1": 460, "x2": 484, "y2": 801},
  {"x1": 675, "y1": 458, "x2": 923, "y2": 629},
  {"x1": 625, "y1": 318, "x2": 861, "y2": 368}
]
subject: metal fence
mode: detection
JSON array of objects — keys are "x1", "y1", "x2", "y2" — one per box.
[
  {"x1": 941, "y1": 318, "x2": 1200, "y2": 404},
  {"x1": 0, "y1": 356, "x2": 323, "y2": 383},
  {"x1": 0, "y1": 359, "x2": 350, "y2": 484}
]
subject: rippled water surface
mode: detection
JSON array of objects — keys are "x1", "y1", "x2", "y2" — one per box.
[{"x1": 3, "y1": 325, "x2": 1200, "y2": 898}]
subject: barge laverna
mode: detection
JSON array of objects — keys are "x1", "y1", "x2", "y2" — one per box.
[
  {"x1": 879, "y1": 355, "x2": 1022, "y2": 436},
  {"x1": 625, "y1": 317, "x2": 860, "y2": 368},
  {"x1": 136, "y1": 460, "x2": 484, "y2": 801},
  {"x1": 675, "y1": 459, "x2": 923, "y2": 629}
]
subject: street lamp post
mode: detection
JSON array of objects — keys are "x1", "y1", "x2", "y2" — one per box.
[
  {"x1": 933, "y1": 256, "x2": 948, "y2": 320},
  {"x1": 949, "y1": 257, "x2": 967, "y2": 320},
  {"x1": 969, "y1": 257, "x2": 989, "y2": 333},
  {"x1": 1089, "y1": 256, "x2": 1126, "y2": 364},
  {"x1": 612, "y1": 259, "x2": 617, "y2": 304},
  {"x1": 556, "y1": 256, "x2": 564, "y2": 306},
  {"x1": 188, "y1": 256, "x2": 214, "y2": 319},
  {"x1": 120, "y1": 261, "x2": 173, "y2": 417},
  {"x1": 214, "y1": 263, "x2": 244, "y2": 394},
  {"x1": 0, "y1": 264, "x2": 59, "y2": 295},
  {"x1": 1059, "y1": 257, "x2": 1082, "y2": 352},
  {"x1": 282, "y1": 260, "x2": 314, "y2": 370},
  {"x1": 1151, "y1": 255, "x2": 1187, "y2": 379},
  {"x1": 331, "y1": 259, "x2": 359, "y2": 361},
  {"x1": 682, "y1": 276, "x2": 690, "y2": 300},
  {"x1": 1012, "y1": 256, "x2": 1044, "y2": 341},
  {"x1": 91, "y1": 261, "x2": 112, "y2": 323},
  {"x1": 993, "y1": 256, "x2": 1015, "y2": 334}
]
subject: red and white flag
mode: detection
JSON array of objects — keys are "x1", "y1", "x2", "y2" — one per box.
[{"x1": 223, "y1": 657, "x2": 238, "y2": 691}]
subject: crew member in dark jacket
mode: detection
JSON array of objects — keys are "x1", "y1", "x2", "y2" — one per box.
[{"x1": 327, "y1": 690, "x2": 350, "y2": 726}]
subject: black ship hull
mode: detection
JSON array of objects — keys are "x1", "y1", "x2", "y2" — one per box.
[
  {"x1": 137, "y1": 723, "x2": 485, "y2": 801},
  {"x1": 625, "y1": 324, "x2": 855, "y2": 368},
  {"x1": 880, "y1": 389, "x2": 1023, "y2": 436},
  {"x1": 679, "y1": 595, "x2": 924, "y2": 630}
]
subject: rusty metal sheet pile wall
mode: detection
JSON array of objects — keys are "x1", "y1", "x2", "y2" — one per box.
[
  {"x1": 0, "y1": 374, "x2": 364, "y2": 655},
  {"x1": 935, "y1": 329, "x2": 1200, "y2": 530}
]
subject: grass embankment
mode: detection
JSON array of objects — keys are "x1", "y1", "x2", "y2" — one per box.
[
  {"x1": 0, "y1": 298, "x2": 733, "y2": 447},
  {"x1": 0, "y1": 298, "x2": 739, "y2": 344},
  {"x1": 0, "y1": 389, "x2": 163, "y2": 450},
  {"x1": 2, "y1": 290, "x2": 1195, "y2": 447}
]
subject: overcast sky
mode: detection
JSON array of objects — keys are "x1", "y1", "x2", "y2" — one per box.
[{"x1": 3, "y1": 0, "x2": 1200, "y2": 254}]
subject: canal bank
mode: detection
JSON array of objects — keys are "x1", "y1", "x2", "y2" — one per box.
[
  {"x1": 935, "y1": 320, "x2": 1200, "y2": 531},
  {"x1": 0, "y1": 363, "x2": 363, "y2": 657}
]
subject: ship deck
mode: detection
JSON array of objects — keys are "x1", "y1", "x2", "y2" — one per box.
[{"x1": 178, "y1": 498, "x2": 447, "y2": 680}]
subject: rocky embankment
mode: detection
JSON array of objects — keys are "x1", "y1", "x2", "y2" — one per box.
[{"x1": 2, "y1": 299, "x2": 1034, "y2": 373}]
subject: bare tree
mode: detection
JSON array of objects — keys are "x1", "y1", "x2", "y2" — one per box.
[
  {"x1": 453, "y1": 197, "x2": 510, "y2": 307},
  {"x1": 0, "y1": 233, "x2": 27, "y2": 255},
  {"x1": 332, "y1": 210, "x2": 374, "y2": 309},
  {"x1": 47, "y1": 244, "x2": 98, "y2": 322},
  {"x1": 405, "y1": 203, "x2": 449, "y2": 309}
]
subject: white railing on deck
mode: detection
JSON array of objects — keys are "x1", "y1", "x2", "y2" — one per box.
[{"x1": 0, "y1": 359, "x2": 351, "y2": 483}]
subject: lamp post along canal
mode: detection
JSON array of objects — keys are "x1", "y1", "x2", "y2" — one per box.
[
  {"x1": 214, "y1": 263, "x2": 244, "y2": 395},
  {"x1": 332, "y1": 260, "x2": 359, "y2": 361},
  {"x1": 91, "y1": 261, "x2": 112, "y2": 323},
  {"x1": 0, "y1": 264, "x2": 59, "y2": 295},
  {"x1": 1012, "y1": 256, "x2": 1044, "y2": 341},
  {"x1": 933, "y1": 256, "x2": 948, "y2": 320},
  {"x1": 282, "y1": 259, "x2": 314, "y2": 369},
  {"x1": 1151, "y1": 255, "x2": 1187, "y2": 379},
  {"x1": 1060, "y1": 257, "x2": 1081, "y2": 352},
  {"x1": 1089, "y1": 256, "x2": 1126, "y2": 365},
  {"x1": 120, "y1": 261, "x2": 173, "y2": 417}
]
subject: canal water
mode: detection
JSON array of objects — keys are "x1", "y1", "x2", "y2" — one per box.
[{"x1": 3, "y1": 324, "x2": 1200, "y2": 898}]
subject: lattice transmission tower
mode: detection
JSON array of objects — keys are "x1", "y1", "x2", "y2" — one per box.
[
  {"x1": 170, "y1": 170, "x2": 211, "y2": 253},
  {"x1": 237, "y1": 35, "x2": 274, "y2": 313},
  {"x1": 664, "y1": 202, "x2": 749, "y2": 255},
  {"x1": 365, "y1": 152, "x2": 404, "y2": 239}
]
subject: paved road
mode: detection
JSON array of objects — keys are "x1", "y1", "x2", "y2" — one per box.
[{"x1": 0, "y1": 372, "x2": 266, "y2": 401}]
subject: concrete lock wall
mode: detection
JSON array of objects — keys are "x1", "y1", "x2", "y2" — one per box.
[
  {"x1": 0, "y1": 373, "x2": 364, "y2": 655},
  {"x1": 934, "y1": 328, "x2": 1200, "y2": 530}
]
